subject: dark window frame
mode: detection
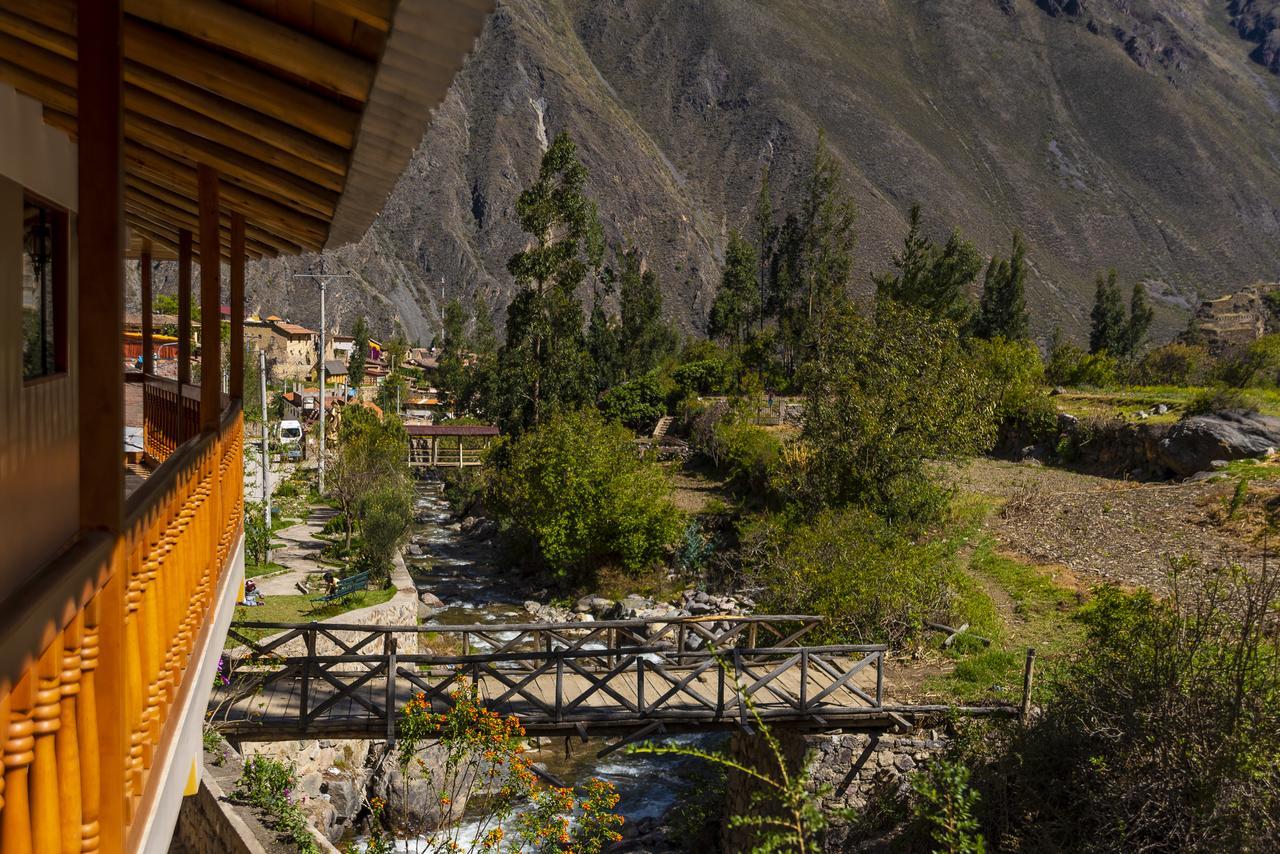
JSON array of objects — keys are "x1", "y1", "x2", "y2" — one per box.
[{"x1": 21, "y1": 192, "x2": 69, "y2": 384}]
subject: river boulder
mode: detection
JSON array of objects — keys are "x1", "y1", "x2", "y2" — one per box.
[{"x1": 1157, "y1": 410, "x2": 1280, "y2": 476}]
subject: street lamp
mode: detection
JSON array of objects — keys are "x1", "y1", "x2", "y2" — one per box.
[{"x1": 293, "y1": 271, "x2": 356, "y2": 494}]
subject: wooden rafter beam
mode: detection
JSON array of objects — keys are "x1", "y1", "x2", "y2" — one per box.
[
  {"x1": 35, "y1": 99, "x2": 330, "y2": 251},
  {"x1": 0, "y1": 8, "x2": 350, "y2": 176},
  {"x1": 123, "y1": 0, "x2": 376, "y2": 102},
  {"x1": 125, "y1": 182, "x2": 293, "y2": 257},
  {"x1": 312, "y1": 0, "x2": 394, "y2": 31},
  {"x1": 2, "y1": 0, "x2": 360, "y2": 147},
  {"x1": 125, "y1": 174, "x2": 302, "y2": 255},
  {"x1": 125, "y1": 144, "x2": 329, "y2": 249}
]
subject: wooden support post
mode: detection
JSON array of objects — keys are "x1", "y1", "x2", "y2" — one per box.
[
  {"x1": 229, "y1": 213, "x2": 245, "y2": 401},
  {"x1": 1020, "y1": 648, "x2": 1036, "y2": 724},
  {"x1": 140, "y1": 242, "x2": 152, "y2": 376},
  {"x1": 875, "y1": 651, "x2": 884, "y2": 707},
  {"x1": 177, "y1": 228, "x2": 192, "y2": 387},
  {"x1": 385, "y1": 636, "x2": 397, "y2": 744},
  {"x1": 198, "y1": 165, "x2": 221, "y2": 430},
  {"x1": 76, "y1": 4, "x2": 127, "y2": 848}
]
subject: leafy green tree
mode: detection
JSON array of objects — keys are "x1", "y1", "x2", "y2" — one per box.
[
  {"x1": 599, "y1": 372, "x2": 667, "y2": 433},
  {"x1": 617, "y1": 247, "x2": 676, "y2": 377},
  {"x1": 349, "y1": 316, "x2": 369, "y2": 389},
  {"x1": 488, "y1": 409, "x2": 683, "y2": 584},
  {"x1": 709, "y1": 230, "x2": 760, "y2": 347},
  {"x1": 1089, "y1": 270, "x2": 1126, "y2": 355},
  {"x1": 1219, "y1": 334, "x2": 1280, "y2": 388},
  {"x1": 875, "y1": 205, "x2": 981, "y2": 326},
  {"x1": 973, "y1": 232, "x2": 1030, "y2": 341},
  {"x1": 244, "y1": 501, "x2": 271, "y2": 566},
  {"x1": 1125, "y1": 280, "x2": 1154, "y2": 357},
  {"x1": 327, "y1": 406, "x2": 411, "y2": 558},
  {"x1": 355, "y1": 481, "x2": 414, "y2": 581},
  {"x1": 794, "y1": 302, "x2": 997, "y2": 526},
  {"x1": 496, "y1": 132, "x2": 603, "y2": 432}
]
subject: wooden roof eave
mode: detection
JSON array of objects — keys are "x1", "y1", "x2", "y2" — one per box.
[{"x1": 324, "y1": 0, "x2": 494, "y2": 249}]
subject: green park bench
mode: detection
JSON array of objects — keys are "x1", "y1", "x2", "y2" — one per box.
[{"x1": 309, "y1": 570, "x2": 371, "y2": 606}]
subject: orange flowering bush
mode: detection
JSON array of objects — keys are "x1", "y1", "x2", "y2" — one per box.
[{"x1": 389, "y1": 680, "x2": 622, "y2": 853}]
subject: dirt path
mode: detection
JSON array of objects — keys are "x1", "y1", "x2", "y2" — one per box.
[{"x1": 954, "y1": 459, "x2": 1273, "y2": 595}]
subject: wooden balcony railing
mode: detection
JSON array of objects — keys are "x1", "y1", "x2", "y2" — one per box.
[
  {"x1": 0, "y1": 404, "x2": 244, "y2": 853},
  {"x1": 142, "y1": 376, "x2": 229, "y2": 464}
]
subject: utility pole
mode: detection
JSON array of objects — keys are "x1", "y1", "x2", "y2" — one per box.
[
  {"x1": 259, "y1": 347, "x2": 271, "y2": 557},
  {"x1": 294, "y1": 271, "x2": 355, "y2": 495},
  {"x1": 318, "y1": 278, "x2": 326, "y2": 493}
]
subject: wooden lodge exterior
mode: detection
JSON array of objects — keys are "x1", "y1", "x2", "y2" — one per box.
[{"x1": 0, "y1": 2, "x2": 490, "y2": 852}]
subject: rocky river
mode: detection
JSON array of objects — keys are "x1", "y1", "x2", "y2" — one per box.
[{"x1": 388, "y1": 481, "x2": 720, "y2": 852}]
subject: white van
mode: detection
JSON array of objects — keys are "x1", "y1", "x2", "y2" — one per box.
[{"x1": 278, "y1": 419, "x2": 303, "y2": 461}]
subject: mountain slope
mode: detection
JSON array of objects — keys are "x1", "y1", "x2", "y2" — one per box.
[{"x1": 239, "y1": 0, "x2": 1280, "y2": 344}]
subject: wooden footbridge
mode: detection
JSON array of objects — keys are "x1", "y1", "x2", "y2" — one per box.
[{"x1": 210, "y1": 615, "x2": 997, "y2": 747}]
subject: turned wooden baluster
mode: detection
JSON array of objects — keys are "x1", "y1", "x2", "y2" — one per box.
[
  {"x1": 139, "y1": 514, "x2": 164, "y2": 771},
  {"x1": 123, "y1": 533, "x2": 146, "y2": 812},
  {"x1": 31, "y1": 639, "x2": 64, "y2": 850},
  {"x1": 0, "y1": 692, "x2": 6, "y2": 818},
  {"x1": 59, "y1": 615, "x2": 84, "y2": 854},
  {"x1": 2, "y1": 673, "x2": 35, "y2": 853},
  {"x1": 80, "y1": 599, "x2": 102, "y2": 853}
]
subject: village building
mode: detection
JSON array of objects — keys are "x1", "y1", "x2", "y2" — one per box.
[{"x1": 0, "y1": 2, "x2": 490, "y2": 851}]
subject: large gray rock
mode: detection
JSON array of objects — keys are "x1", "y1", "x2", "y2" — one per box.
[
  {"x1": 368, "y1": 744, "x2": 473, "y2": 831},
  {"x1": 1157, "y1": 410, "x2": 1280, "y2": 476}
]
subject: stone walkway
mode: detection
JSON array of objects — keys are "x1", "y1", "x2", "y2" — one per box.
[{"x1": 255, "y1": 506, "x2": 341, "y2": 595}]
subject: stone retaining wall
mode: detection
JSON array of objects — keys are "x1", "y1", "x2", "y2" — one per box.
[{"x1": 723, "y1": 728, "x2": 947, "y2": 852}]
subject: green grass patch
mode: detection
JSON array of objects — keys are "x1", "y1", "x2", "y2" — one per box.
[
  {"x1": 244, "y1": 560, "x2": 289, "y2": 579},
  {"x1": 228, "y1": 586, "x2": 396, "y2": 646},
  {"x1": 930, "y1": 539, "x2": 1085, "y2": 703}
]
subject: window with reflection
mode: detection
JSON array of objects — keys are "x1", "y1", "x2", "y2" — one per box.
[{"x1": 22, "y1": 196, "x2": 66, "y2": 380}]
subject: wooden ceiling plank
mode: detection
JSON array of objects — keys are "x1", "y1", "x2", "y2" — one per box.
[
  {"x1": 126, "y1": 113, "x2": 339, "y2": 219},
  {"x1": 0, "y1": 9, "x2": 349, "y2": 175},
  {"x1": 126, "y1": 87, "x2": 344, "y2": 190},
  {"x1": 5, "y1": 0, "x2": 360, "y2": 148},
  {"x1": 312, "y1": 0, "x2": 393, "y2": 32},
  {"x1": 122, "y1": 0, "x2": 376, "y2": 102},
  {"x1": 126, "y1": 175, "x2": 304, "y2": 255}
]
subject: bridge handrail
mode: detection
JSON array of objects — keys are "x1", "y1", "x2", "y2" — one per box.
[
  {"x1": 229, "y1": 614, "x2": 826, "y2": 633},
  {"x1": 231, "y1": 643, "x2": 887, "y2": 667}
]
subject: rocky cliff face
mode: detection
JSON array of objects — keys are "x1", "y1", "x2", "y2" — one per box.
[{"x1": 226, "y1": 0, "x2": 1280, "y2": 345}]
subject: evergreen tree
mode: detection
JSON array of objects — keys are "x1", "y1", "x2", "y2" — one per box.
[
  {"x1": 1089, "y1": 270, "x2": 1126, "y2": 355},
  {"x1": 617, "y1": 247, "x2": 676, "y2": 377},
  {"x1": 1125, "y1": 281, "x2": 1154, "y2": 358},
  {"x1": 754, "y1": 165, "x2": 775, "y2": 334},
  {"x1": 496, "y1": 132, "x2": 602, "y2": 432},
  {"x1": 437, "y1": 299, "x2": 468, "y2": 410},
  {"x1": 769, "y1": 131, "x2": 858, "y2": 374},
  {"x1": 349, "y1": 315, "x2": 369, "y2": 389},
  {"x1": 587, "y1": 278, "x2": 622, "y2": 393},
  {"x1": 470, "y1": 294, "x2": 497, "y2": 358},
  {"x1": 708, "y1": 230, "x2": 760, "y2": 347},
  {"x1": 974, "y1": 232, "x2": 1030, "y2": 340},
  {"x1": 461, "y1": 294, "x2": 498, "y2": 416}
]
